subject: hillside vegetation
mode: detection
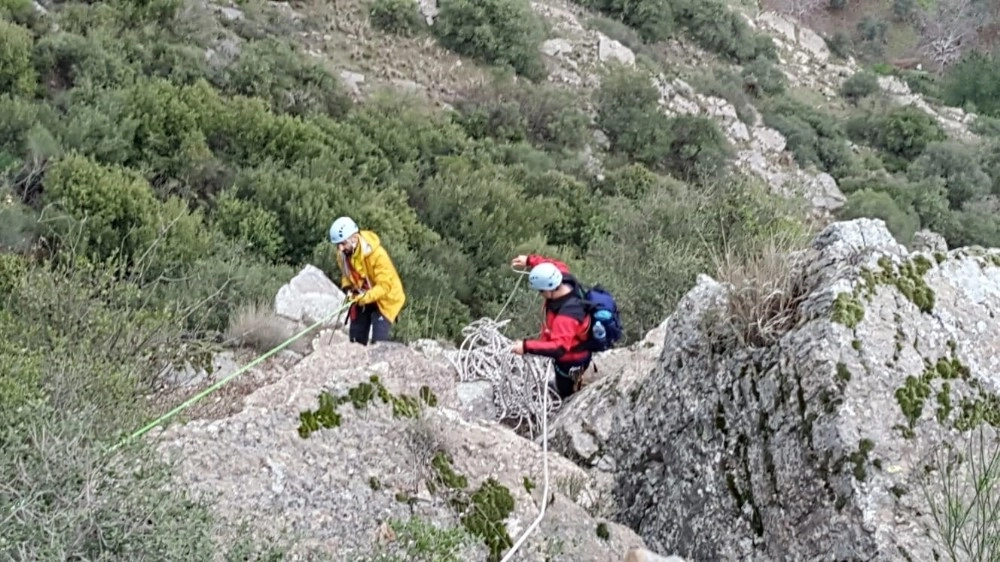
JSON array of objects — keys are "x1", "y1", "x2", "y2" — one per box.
[{"x1": 2, "y1": 0, "x2": 1000, "y2": 557}]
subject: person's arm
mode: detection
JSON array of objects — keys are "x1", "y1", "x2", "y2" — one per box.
[
  {"x1": 522, "y1": 314, "x2": 584, "y2": 359},
  {"x1": 525, "y1": 254, "x2": 571, "y2": 274},
  {"x1": 356, "y1": 247, "x2": 400, "y2": 305}
]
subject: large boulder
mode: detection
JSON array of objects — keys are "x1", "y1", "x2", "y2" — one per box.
[
  {"x1": 154, "y1": 328, "x2": 652, "y2": 561},
  {"x1": 610, "y1": 218, "x2": 1000, "y2": 561},
  {"x1": 275, "y1": 264, "x2": 348, "y2": 327}
]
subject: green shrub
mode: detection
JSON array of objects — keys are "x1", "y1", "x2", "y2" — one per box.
[
  {"x1": 369, "y1": 0, "x2": 425, "y2": 36},
  {"x1": 221, "y1": 38, "x2": 353, "y2": 119},
  {"x1": 839, "y1": 71, "x2": 879, "y2": 104},
  {"x1": 594, "y1": 64, "x2": 672, "y2": 165},
  {"x1": 741, "y1": 59, "x2": 787, "y2": 98},
  {"x1": 576, "y1": 0, "x2": 675, "y2": 43},
  {"x1": 907, "y1": 141, "x2": 992, "y2": 210},
  {"x1": 0, "y1": 19, "x2": 37, "y2": 97},
  {"x1": 453, "y1": 77, "x2": 589, "y2": 150},
  {"x1": 673, "y1": 0, "x2": 776, "y2": 64},
  {"x1": 970, "y1": 115, "x2": 1000, "y2": 138},
  {"x1": 433, "y1": 0, "x2": 548, "y2": 81},
  {"x1": 825, "y1": 32, "x2": 852, "y2": 60},
  {"x1": 846, "y1": 104, "x2": 946, "y2": 171},
  {"x1": 662, "y1": 114, "x2": 732, "y2": 182},
  {"x1": 839, "y1": 188, "x2": 920, "y2": 244},
  {"x1": 941, "y1": 50, "x2": 1000, "y2": 117},
  {"x1": 759, "y1": 95, "x2": 858, "y2": 178},
  {"x1": 41, "y1": 152, "x2": 160, "y2": 263}
]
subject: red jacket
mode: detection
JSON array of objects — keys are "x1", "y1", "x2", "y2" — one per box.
[{"x1": 521, "y1": 254, "x2": 591, "y2": 363}]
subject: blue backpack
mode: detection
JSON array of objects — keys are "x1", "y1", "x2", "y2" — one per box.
[{"x1": 577, "y1": 284, "x2": 623, "y2": 352}]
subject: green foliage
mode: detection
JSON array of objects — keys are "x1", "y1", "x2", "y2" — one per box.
[
  {"x1": 941, "y1": 50, "x2": 1000, "y2": 117},
  {"x1": 759, "y1": 94, "x2": 858, "y2": 179},
  {"x1": 672, "y1": 0, "x2": 777, "y2": 64},
  {"x1": 432, "y1": 0, "x2": 548, "y2": 81},
  {"x1": 219, "y1": 37, "x2": 353, "y2": 119},
  {"x1": 839, "y1": 71, "x2": 879, "y2": 104},
  {"x1": 0, "y1": 19, "x2": 36, "y2": 97},
  {"x1": 0, "y1": 254, "x2": 296, "y2": 559},
  {"x1": 906, "y1": 141, "x2": 992, "y2": 210},
  {"x1": 575, "y1": 0, "x2": 675, "y2": 43},
  {"x1": 452, "y1": 76, "x2": 590, "y2": 150},
  {"x1": 41, "y1": 152, "x2": 160, "y2": 263},
  {"x1": 594, "y1": 64, "x2": 672, "y2": 164},
  {"x1": 741, "y1": 58, "x2": 787, "y2": 98},
  {"x1": 846, "y1": 103, "x2": 946, "y2": 172},
  {"x1": 363, "y1": 517, "x2": 477, "y2": 562},
  {"x1": 369, "y1": 0, "x2": 426, "y2": 36},
  {"x1": 595, "y1": 65, "x2": 731, "y2": 181},
  {"x1": 840, "y1": 188, "x2": 920, "y2": 244},
  {"x1": 661, "y1": 114, "x2": 733, "y2": 182}
]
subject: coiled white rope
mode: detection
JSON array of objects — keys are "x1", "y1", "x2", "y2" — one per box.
[
  {"x1": 449, "y1": 317, "x2": 562, "y2": 436},
  {"x1": 447, "y1": 264, "x2": 559, "y2": 561}
]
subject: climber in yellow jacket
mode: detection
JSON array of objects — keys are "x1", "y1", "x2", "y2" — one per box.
[{"x1": 329, "y1": 216, "x2": 406, "y2": 345}]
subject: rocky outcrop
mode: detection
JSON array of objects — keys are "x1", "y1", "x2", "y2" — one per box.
[
  {"x1": 153, "y1": 266, "x2": 668, "y2": 561},
  {"x1": 752, "y1": 10, "x2": 978, "y2": 142},
  {"x1": 608, "y1": 218, "x2": 1000, "y2": 561}
]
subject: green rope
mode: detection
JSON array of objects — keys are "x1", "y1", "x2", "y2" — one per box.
[{"x1": 107, "y1": 301, "x2": 353, "y2": 453}]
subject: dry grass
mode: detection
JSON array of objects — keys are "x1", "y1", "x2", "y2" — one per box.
[
  {"x1": 710, "y1": 230, "x2": 817, "y2": 349},
  {"x1": 224, "y1": 298, "x2": 296, "y2": 352}
]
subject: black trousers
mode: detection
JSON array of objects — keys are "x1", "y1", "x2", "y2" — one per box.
[
  {"x1": 550, "y1": 356, "x2": 592, "y2": 399},
  {"x1": 348, "y1": 303, "x2": 392, "y2": 345}
]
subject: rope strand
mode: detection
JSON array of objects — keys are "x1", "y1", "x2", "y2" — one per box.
[{"x1": 449, "y1": 263, "x2": 558, "y2": 561}]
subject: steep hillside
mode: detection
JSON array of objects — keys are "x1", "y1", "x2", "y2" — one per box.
[{"x1": 3, "y1": 0, "x2": 1000, "y2": 559}]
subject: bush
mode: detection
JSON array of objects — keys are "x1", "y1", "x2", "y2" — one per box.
[
  {"x1": 906, "y1": 141, "x2": 992, "y2": 210},
  {"x1": 41, "y1": 152, "x2": 160, "y2": 264},
  {"x1": 941, "y1": 50, "x2": 1000, "y2": 117},
  {"x1": 220, "y1": 38, "x2": 353, "y2": 119},
  {"x1": 825, "y1": 32, "x2": 852, "y2": 60},
  {"x1": 839, "y1": 188, "x2": 921, "y2": 244},
  {"x1": 741, "y1": 59, "x2": 787, "y2": 98},
  {"x1": 662, "y1": 114, "x2": 732, "y2": 182},
  {"x1": 846, "y1": 104, "x2": 946, "y2": 171},
  {"x1": 369, "y1": 0, "x2": 426, "y2": 36},
  {"x1": 839, "y1": 71, "x2": 879, "y2": 104},
  {"x1": 0, "y1": 19, "x2": 37, "y2": 97},
  {"x1": 673, "y1": 0, "x2": 776, "y2": 64},
  {"x1": 759, "y1": 94, "x2": 858, "y2": 179},
  {"x1": 576, "y1": 0, "x2": 675, "y2": 43},
  {"x1": 452, "y1": 77, "x2": 590, "y2": 150},
  {"x1": 432, "y1": 0, "x2": 548, "y2": 81},
  {"x1": 594, "y1": 64, "x2": 673, "y2": 165}
]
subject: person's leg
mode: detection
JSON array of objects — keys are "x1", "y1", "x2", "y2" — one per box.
[
  {"x1": 349, "y1": 304, "x2": 374, "y2": 345},
  {"x1": 552, "y1": 358, "x2": 590, "y2": 400},
  {"x1": 369, "y1": 308, "x2": 393, "y2": 344}
]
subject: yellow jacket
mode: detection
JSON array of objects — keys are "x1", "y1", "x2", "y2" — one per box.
[{"x1": 335, "y1": 230, "x2": 406, "y2": 323}]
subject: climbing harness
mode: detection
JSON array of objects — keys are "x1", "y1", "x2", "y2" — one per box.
[{"x1": 107, "y1": 300, "x2": 354, "y2": 453}]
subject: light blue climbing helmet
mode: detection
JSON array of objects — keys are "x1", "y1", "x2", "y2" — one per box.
[
  {"x1": 528, "y1": 262, "x2": 563, "y2": 292},
  {"x1": 328, "y1": 216, "x2": 359, "y2": 244}
]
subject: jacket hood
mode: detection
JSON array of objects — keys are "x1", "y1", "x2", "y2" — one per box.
[{"x1": 357, "y1": 230, "x2": 382, "y2": 256}]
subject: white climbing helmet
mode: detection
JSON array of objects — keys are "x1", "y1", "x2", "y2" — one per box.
[
  {"x1": 528, "y1": 262, "x2": 563, "y2": 292},
  {"x1": 328, "y1": 216, "x2": 359, "y2": 244}
]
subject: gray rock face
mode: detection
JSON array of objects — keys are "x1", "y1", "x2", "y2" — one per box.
[
  {"x1": 609, "y1": 218, "x2": 1000, "y2": 561},
  {"x1": 154, "y1": 330, "x2": 650, "y2": 561},
  {"x1": 274, "y1": 264, "x2": 347, "y2": 327}
]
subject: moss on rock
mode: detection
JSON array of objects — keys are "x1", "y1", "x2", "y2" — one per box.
[{"x1": 297, "y1": 374, "x2": 438, "y2": 438}]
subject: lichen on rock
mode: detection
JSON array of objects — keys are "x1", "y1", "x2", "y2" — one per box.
[{"x1": 609, "y1": 218, "x2": 1000, "y2": 561}]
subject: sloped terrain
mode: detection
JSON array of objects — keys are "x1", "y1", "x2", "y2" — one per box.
[{"x1": 608, "y1": 218, "x2": 1000, "y2": 560}]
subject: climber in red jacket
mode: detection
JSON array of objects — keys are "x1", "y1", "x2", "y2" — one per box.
[{"x1": 510, "y1": 253, "x2": 592, "y2": 399}]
